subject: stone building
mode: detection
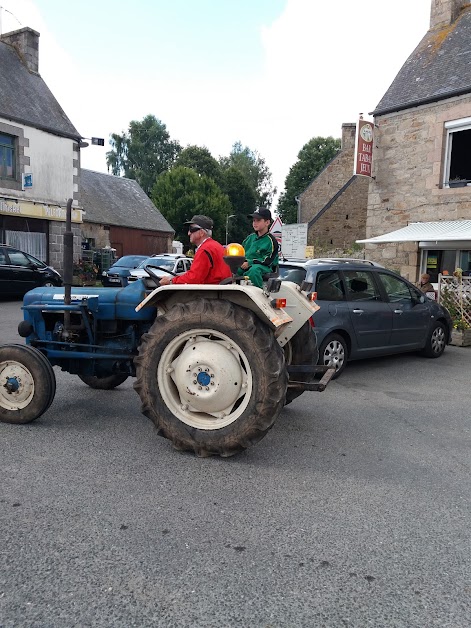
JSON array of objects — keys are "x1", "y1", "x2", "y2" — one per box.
[
  {"x1": 80, "y1": 169, "x2": 173, "y2": 257},
  {"x1": 298, "y1": 123, "x2": 369, "y2": 251},
  {"x1": 0, "y1": 26, "x2": 174, "y2": 275},
  {"x1": 359, "y1": 0, "x2": 471, "y2": 283},
  {"x1": 0, "y1": 27, "x2": 83, "y2": 271}
]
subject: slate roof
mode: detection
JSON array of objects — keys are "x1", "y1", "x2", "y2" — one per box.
[
  {"x1": 373, "y1": 5, "x2": 471, "y2": 116},
  {"x1": 80, "y1": 169, "x2": 174, "y2": 233},
  {"x1": 0, "y1": 38, "x2": 80, "y2": 139}
]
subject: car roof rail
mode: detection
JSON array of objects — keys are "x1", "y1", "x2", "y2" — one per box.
[{"x1": 308, "y1": 257, "x2": 380, "y2": 266}]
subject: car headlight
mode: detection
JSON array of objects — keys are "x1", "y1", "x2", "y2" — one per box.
[{"x1": 102, "y1": 271, "x2": 108, "y2": 277}]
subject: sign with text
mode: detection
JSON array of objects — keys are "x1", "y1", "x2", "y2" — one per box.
[
  {"x1": 281, "y1": 223, "x2": 308, "y2": 259},
  {"x1": 354, "y1": 119, "x2": 374, "y2": 177},
  {"x1": 0, "y1": 198, "x2": 83, "y2": 223}
]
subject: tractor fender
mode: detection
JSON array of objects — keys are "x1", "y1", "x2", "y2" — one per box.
[{"x1": 135, "y1": 281, "x2": 318, "y2": 347}]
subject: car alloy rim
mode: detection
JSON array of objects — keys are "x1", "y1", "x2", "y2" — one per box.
[
  {"x1": 0, "y1": 360, "x2": 35, "y2": 410},
  {"x1": 431, "y1": 326, "x2": 446, "y2": 353},
  {"x1": 323, "y1": 339, "x2": 345, "y2": 370},
  {"x1": 157, "y1": 328, "x2": 253, "y2": 430}
]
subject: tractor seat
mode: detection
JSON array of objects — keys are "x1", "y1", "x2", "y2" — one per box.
[{"x1": 262, "y1": 265, "x2": 279, "y2": 282}]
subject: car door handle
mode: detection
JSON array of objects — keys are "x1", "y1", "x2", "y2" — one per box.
[
  {"x1": 352, "y1": 309, "x2": 364, "y2": 314},
  {"x1": 394, "y1": 309, "x2": 403, "y2": 314}
]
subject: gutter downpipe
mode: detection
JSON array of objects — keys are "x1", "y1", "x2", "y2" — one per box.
[{"x1": 295, "y1": 196, "x2": 301, "y2": 223}]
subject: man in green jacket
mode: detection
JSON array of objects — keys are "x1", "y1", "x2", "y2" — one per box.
[{"x1": 238, "y1": 207, "x2": 279, "y2": 288}]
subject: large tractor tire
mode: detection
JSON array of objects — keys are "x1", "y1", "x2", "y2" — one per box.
[
  {"x1": 134, "y1": 298, "x2": 287, "y2": 457},
  {"x1": 78, "y1": 373, "x2": 128, "y2": 389},
  {"x1": 284, "y1": 322, "x2": 318, "y2": 405},
  {"x1": 0, "y1": 344, "x2": 56, "y2": 424}
]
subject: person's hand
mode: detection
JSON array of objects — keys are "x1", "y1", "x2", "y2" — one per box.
[
  {"x1": 241, "y1": 261, "x2": 249, "y2": 270},
  {"x1": 159, "y1": 275, "x2": 172, "y2": 285}
]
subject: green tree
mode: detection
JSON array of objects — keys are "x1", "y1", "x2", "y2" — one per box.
[
  {"x1": 175, "y1": 145, "x2": 222, "y2": 185},
  {"x1": 220, "y1": 141, "x2": 275, "y2": 209},
  {"x1": 277, "y1": 136, "x2": 341, "y2": 224},
  {"x1": 106, "y1": 114, "x2": 181, "y2": 196},
  {"x1": 151, "y1": 166, "x2": 231, "y2": 244},
  {"x1": 220, "y1": 167, "x2": 256, "y2": 244}
]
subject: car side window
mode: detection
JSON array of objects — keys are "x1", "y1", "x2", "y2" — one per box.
[
  {"x1": 0, "y1": 248, "x2": 7, "y2": 265},
  {"x1": 378, "y1": 273, "x2": 414, "y2": 303},
  {"x1": 176, "y1": 261, "x2": 184, "y2": 273},
  {"x1": 315, "y1": 270, "x2": 345, "y2": 301},
  {"x1": 344, "y1": 271, "x2": 380, "y2": 302},
  {"x1": 8, "y1": 250, "x2": 31, "y2": 267},
  {"x1": 185, "y1": 260, "x2": 192, "y2": 271},
  {"x1": 26, "y1": 253, "x2": 46, "y2": 268}
]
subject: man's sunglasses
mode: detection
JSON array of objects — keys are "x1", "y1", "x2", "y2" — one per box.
[{"x1": 188, "y1": 226, "x2": 203, "y2": 233}]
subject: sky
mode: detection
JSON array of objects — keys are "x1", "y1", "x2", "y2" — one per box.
[{"x1": 1, "y1": 0, "x2": 433, "y2": 204}]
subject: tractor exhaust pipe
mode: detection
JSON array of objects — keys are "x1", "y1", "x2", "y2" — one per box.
[{"x1": 63, "y1": 198, "x2": 74, "y2": 331}]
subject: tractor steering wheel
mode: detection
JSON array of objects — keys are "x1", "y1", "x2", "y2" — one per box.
[{"x1": 144, "y1": 265, "x2": 178, "y2": 285}]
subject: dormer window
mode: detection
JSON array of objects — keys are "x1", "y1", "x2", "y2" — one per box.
[
  {"x1": 0, "y1": 133, "x2": 15, "y2": 179},
  {"x1": 443, "y1": 117, "x2": 471, "y2": 187}
]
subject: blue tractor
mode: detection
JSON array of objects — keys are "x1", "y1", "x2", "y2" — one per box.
[{"x1": 0, "y1": 201, "x2": 333, "y2": 456}]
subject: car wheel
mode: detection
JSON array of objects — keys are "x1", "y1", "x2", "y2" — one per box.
[
  {"x1": 318, "y1": 333, "x2": 348, "y2": 379},
  {"x1": 420, "y1": 321, "x2": 447, "y2": 358},
  {"x1": 43, "y1": 281, "x2": 55, "y2": 287}
]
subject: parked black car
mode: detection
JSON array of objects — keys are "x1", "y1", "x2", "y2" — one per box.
[
  {"x1": 279, "y1": 258, "x2": 453, "y2": 377},
  {"x1": 101, "y1": 255, "x2": 149, "y2": 287},
  {"x1": 0, "y1": 244, "x2": 62, "y2": 297}
]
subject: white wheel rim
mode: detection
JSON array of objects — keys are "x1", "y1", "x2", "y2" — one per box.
[
  {"x1": 0, "y1": 360, "x2": 35, "y2": 410},
  {"x1": 323, "y1": 339, "x2": 345, "y2": 370},
  {"x1": 157, "y1": 328, "x2": 253, "y2": 430}
]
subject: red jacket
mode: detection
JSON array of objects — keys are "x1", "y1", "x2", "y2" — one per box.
[{"x1": 171, "y1": 238, "x2": 231, "y2": 284}]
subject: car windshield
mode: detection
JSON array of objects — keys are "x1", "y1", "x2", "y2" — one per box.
[
  {"x1": 114, "y1": 256, "x2": 145, "y2": 268},
  {"x1": 279, "y1": 266, "x2": 307, "y2": 285},
  {"x1": 138, "y1": 257, "x2": 175, "y2": 271}
]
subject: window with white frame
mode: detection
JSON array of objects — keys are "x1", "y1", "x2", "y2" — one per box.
[
  {"x1": 0, "y1": 133, "x2": 15, "y2": 179},
  {"x1": 443, "y1": 117, "x2": 471, "y2": 186}
]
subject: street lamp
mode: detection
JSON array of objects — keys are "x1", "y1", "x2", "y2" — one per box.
[{"x1": 225, "y1": 214, "x2": 236, "y2": 245}]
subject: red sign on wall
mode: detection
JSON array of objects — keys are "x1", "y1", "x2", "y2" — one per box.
[{"x1": 354, "y1": 119, "x2": 374, "y2": 177}]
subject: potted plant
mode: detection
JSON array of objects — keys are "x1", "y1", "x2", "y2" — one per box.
[
  {"x1": 72, "y1": 259, "x2": 99, "y2": 286},
  {"x1": 449, "y1": 177, "x2": 468, "y2": 188}
]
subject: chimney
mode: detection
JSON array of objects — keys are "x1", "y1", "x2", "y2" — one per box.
[
  {"x1": 0, "y1": 27, "x2": 40, "y2": 73},
  {"x1": 341, "y1": 123, "x2": 357, "y2": 151},
  {"x1": 430, "y1": 0, "x2": 468, "y2": 30}
]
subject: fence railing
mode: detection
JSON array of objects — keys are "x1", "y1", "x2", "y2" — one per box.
[{"x1": 438, "y1": 274, "x2": 471, "y2": 328}]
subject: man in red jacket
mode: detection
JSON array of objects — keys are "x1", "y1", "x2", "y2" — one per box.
[{"x1": 159, "y1": 215, "x2": 231, "y2": 285}]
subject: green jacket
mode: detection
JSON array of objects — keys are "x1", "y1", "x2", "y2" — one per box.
[{"x1": 242, "y1": 231, "x2": 279, "y2": 270}]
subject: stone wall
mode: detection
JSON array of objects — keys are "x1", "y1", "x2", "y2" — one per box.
[
  {"x1": 80, "y1": 222, "x2": 111, "y2": 250},
  {"x1": 299, "y1": 123, "x2": 369, "y2": 249},
  {"x1": 366, "y1": 94, "x2": 471, "y2": 281},
  {"x1": 48, "y1": 221, "x2": 81, "y2": 275}
]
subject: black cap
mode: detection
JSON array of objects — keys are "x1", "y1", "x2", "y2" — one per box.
[
  {"x1": 247, "y1": 207, "x2": 272, "y2": 221},
  {"x1": 183, "y1": 215, "x2": 214, "y2": 230}
]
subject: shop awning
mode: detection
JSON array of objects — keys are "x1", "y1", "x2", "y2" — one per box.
[{"x1": 357, "y1": 221, "x2": 471, "y2": 244}]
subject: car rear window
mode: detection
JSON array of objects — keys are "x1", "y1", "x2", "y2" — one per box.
[
  {"x1": 315, "y1": 270, "x2": 345, "y2": 301},
  {"x1": 115, "y1": 256, "x2": 146, "y2": 267},
  {"x1": 279, "y1": 266, "x2": 306, "y2": 285}
]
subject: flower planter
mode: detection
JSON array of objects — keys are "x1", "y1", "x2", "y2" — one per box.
[
  {"x1": 449, "y1": 181, "x2": 468, "y2": 188},
  {"x1": 450, "y1": 329, "x2": 471, "y2": 347}
]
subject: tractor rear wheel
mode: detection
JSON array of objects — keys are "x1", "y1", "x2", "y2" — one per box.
[
  {"x1": 134, "y1": 298, "x2": 287, "y2": 457},
  {"x1": 284, "y1": 321, "x2": 318, "y2": 405},
  {"x1": 0, "y1": 344, "x2": 56, "y2": 424},
  {"x1": 78, "y1": 373, "x2": 128, "y2": 389}
]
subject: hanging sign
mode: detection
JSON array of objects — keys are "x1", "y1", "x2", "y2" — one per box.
[{"x1": 354, "y1": 119, "x2": 374, "y2": 177}]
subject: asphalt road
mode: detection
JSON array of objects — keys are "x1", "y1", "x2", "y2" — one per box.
[{"x1": 1, "y1": 299, "x2": 470, "y2": 627}]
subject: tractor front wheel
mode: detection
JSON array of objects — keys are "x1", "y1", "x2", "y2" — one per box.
[
  {"x1": 0, "y1": 344, "x2": 56, "y2": 424},
  {"x1": 134, "y1": 299, "x2": 287, "y2": 457}
]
